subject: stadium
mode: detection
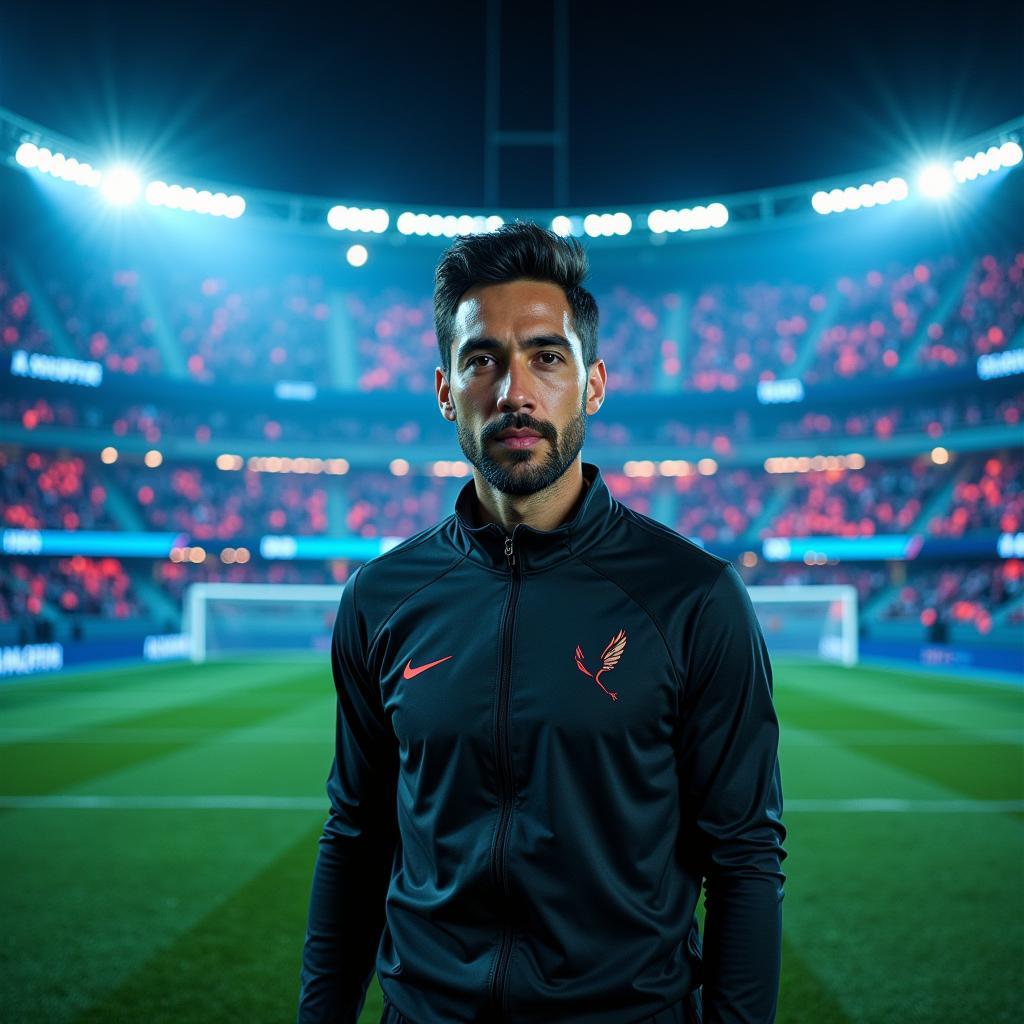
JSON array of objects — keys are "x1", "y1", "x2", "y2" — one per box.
[{"x1": 1, "y1": 8, "x2": 1022, "y2": 1023}]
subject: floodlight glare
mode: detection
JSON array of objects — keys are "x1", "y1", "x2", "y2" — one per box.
[
  {"x1": 223, "y1": 194, "x2": 246, "y2": 219},
  {"x1": 346, "y1": 244, "x2": 368, "y2": 267},
  {"x1": 551, "y1": 215, "x2": 573, "y2": 236},
  {"x1": 1000, "y1": 141, "x2": 1022, "y2": 167},
  {"x1": 917, "y1": 163, "x2": 953, "y2": 199},
  {"x1": 811, "y1": 191, "x2": 832, "y2": 214},
  {"x1": 101, "y1": 165, "x2": 142, "y2": 205},
  {"x1": 15, "y1": 142, "x2": 39, "y2": 168},
  {"x1": 706, "y1": 203, "x2": 729, "y2": 228}
]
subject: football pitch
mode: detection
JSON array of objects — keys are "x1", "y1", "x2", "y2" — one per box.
[{"x1": 0, "y1": 656, "x2": 1021, "y2": 1023}]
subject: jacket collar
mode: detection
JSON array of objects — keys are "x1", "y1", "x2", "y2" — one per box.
[{"x1": 446, "y1": 461, "x2": 616, "y2": 573}]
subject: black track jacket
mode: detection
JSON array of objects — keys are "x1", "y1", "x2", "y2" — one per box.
[{"x1": 298, "y1": 461, "x2": 786, "y2": 1024}]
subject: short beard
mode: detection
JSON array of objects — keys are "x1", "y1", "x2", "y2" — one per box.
[{"x1": 455, "y1": 393, "x2": 588, "y2": 497}]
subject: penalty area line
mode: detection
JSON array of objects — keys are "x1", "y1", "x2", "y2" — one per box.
[
  {"x1": 0, "y1": 794, "x2": 328, "y2": 810},
  {"x1": 0, "y1": 795, "x2": 1021, "y2": 813},
  {"x1": 785, "y1": 798, "x2": 1024, "y2": 813}
]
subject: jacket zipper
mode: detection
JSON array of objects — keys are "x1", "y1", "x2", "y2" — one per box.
[{"x1": 489, "y1": 532, "x2": 520, "y2": 1017}]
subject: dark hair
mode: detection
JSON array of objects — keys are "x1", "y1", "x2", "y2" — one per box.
[{"x1": 433, "y1": 220, "x2": 599, "y2": 377}]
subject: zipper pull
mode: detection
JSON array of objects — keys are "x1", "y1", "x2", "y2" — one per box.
[{"x1": 504, "y1": 535, "x2": 515, "y2": 568}]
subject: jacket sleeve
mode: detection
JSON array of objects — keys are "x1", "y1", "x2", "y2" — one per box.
[
  {"x1": 677, "y1": 562, "x2": 786, "y2": 1024},
  {"x1": 297, "y1": 566, "x2": 400, "y2": 1024}
]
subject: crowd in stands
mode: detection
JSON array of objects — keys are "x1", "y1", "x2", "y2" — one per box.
[
  {"x1": 1, "y1": 260, "x2": 50, "y2": 355},
  {"x1": 921, "y1": 253, "x2": 1024, "y2": 371},
  {"x1": 3, "y1": 443, "x2": 1019, "y2": 549},
  {"x1": 764, "y1": 457, "x2": 947, "y2": 537},
  {"x1": 6, "y1": 387, "x2": 1021, "y2": 454},
  {"x1": 738, "y1": 562, "x2": 888, "y2": 606},
  {"x1": 5, "y1": 250, "x2": 1021, "y2": 390},
  {"x1": 1, "y1": 448, "x2": 117, "y2": 531},
  {"x1": 153, "y1": 558, "x2": 344, "y2": 604},
  {"x1": 0, "y1": 556, "x2": 140, "y2": 627},
  {"x1": 113, "y1": 461, "x2": 331, "y2": 539},
  {"x1": 927, "y1": 452, "x2": 1023, "y2": 535},
  {"x1": 802, "y1": 258, "x2": 958, "y2": 384},
  {"x1": 686, "y1": 279, "x2": 817, "y2": 391},
  {"x1": 880, "y1": 560, "x2": 1022, "y2": 635}
]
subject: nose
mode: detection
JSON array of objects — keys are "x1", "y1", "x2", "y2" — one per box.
[{"x1": 496, "y1": 357, "x2": 536, "y2": 415}]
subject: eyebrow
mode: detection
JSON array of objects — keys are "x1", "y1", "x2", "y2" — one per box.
[{"x1": 457, "y1": 335, "x2": 573, "y2": 364}]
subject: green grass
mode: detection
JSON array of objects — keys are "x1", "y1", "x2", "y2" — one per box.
[{"x1": 0, "y1": 658, "x2": 1021, "y2": 1023}]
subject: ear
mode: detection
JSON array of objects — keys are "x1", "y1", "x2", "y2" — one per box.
[
  {"x1": 436, "y1": 366, "x2": 457, "y2": 421},
  {"x1": 586, "y1": 359, "x2": 607, "y2": 414}
]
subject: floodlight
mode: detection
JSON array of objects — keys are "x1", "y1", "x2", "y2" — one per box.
[
  {"x1": 811, "y1": 191, "x2": 832, "y2": 214},
  {"x1": 916, "y1": 163, "x2": 953, "y2": 199},
  {"x1": 1000, "y1": 141, "x2": 1022, "y2": 167},
  {"x1": 706, "y1": 203, "x2": 729, "y2": 227},
  {"x1": 551, "y1": 215, "x2": 573, "y2": 236},
  {"x1": 223, "y1": 194, "x2": 246, "y2": 219},
  {"x1": 346, "y1": 244, "x2": 368, "y2": 267},
  {"x1": 101, "y1": 165, "x2": 142, "y2": 205},
  {"x1": 15, "y1": 141, "x2": 38, "y2": 168}
]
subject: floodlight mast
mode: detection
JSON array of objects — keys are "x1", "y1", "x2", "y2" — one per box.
[{"x1": 483, "y1": 0, "x2": 569, "y2": 209}]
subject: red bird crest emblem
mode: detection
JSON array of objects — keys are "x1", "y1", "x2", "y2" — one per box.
[{"x1": 575, "y1": 628, "x2": 627, "y2": 702}]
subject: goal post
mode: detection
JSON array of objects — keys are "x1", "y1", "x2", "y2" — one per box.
[
  {"x1": 746, "y1": 584, "x2": 858, "y2": 667},
  {"x1": 183, "y1": 582, "x2": 344, "y2": 663}
]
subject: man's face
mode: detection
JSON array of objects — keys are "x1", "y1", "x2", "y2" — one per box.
[{"x1": 436, "y1": 279, "x2": 605, "y2": 497}]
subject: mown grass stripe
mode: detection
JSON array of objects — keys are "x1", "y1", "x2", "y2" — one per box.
[
  {"x1": 776, "y1": 684, "x2": 1023, "y2": 802},
  {"x1": 0, "y1": 671, "x2": 334, "y2": 799},
  {"x1": 69, "y1": 822, "x2": 357, "y2": 1024}
]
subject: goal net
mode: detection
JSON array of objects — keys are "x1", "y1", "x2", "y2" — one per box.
[
  {"x1": 746, "y1": 584, "x2": 858, "y2": 666},
  {"x1": 182, "y1": 583, "x2": 343, "y2": 663}
]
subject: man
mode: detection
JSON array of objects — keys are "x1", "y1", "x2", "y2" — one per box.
[{"x1": 298, "y1": 222, "x2": 786, "y2": 1024}]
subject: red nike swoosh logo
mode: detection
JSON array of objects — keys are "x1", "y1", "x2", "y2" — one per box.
[{"x1": 403, "y1": 655, "x2": 453, "y2": 679}]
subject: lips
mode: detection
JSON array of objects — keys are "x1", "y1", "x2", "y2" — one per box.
[{"x1": 496, "y1": 429, "x2": 542, "y2": 440}]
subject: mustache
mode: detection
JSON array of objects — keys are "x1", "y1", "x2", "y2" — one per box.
[{"x1": 484, "y1": 418, "x2": 554, "y2": 441}]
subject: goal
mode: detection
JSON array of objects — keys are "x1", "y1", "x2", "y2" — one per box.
[
  {"x1": 182, "y1": 582, "x2": 343, "y2": 663},
  {"x1": 746, "y1": 584, "x2": 858, "y2": 666}
]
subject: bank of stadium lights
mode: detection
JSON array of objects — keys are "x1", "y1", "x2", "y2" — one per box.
[
  {"x1": 953, "y1": 141, "x2": 1023, "y2": 183},
  {"x1": 146, "y1": 181, "x2": 245, "y2": 219},
  {"x1": 245, "y1": 455, "x2": 350, "y2": 474},
  {"x1": 811, "y1": 177, "x2": 908, "y2": 215},
  {"x1": 326, "y1": 205, "x2": 389, "y2": 233},
  {"x1": 396, "y1": 212, "x2": 504, "y2": 237},
  {"x1": 764, "y1": 453, "x2": 866, "y2": 473},
  {"x1": 647, "y1": 204, "x2": 729, "y2": 234},
  {"x1": 170, "y1": 545, "x2": 207, "y2": 564},
  {"x1": 583, "y1": 212, "x2": 632, "y2": 237},
  {"x1": 14, "y1": 142, "x2": 246, "y2": 217},
  {"x1": 15, "y1": 142, "x2": 101, "y2": 187},
  {"x1": 623, "y1": 458, "x2": 717, "y2": 477}
]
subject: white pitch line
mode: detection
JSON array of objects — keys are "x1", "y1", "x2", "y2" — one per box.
[
  {"x1": 0, "y1": 795, "x2": 328, "y2": 810},
  {"x1": 786, "y1": 798, "x2": 1024, "y2": 813},
  {"x1": 0, "y1": 795, "x2": 1021, "y2": 813}
]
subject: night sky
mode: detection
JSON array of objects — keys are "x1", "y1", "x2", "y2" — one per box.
[{"x1": 2, "y1": 1, "x2": 1022, "y2": 208}]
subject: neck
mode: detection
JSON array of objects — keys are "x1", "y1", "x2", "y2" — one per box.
[{"x1": 472, "y1": 459, "x2": 589, "y2": 534}]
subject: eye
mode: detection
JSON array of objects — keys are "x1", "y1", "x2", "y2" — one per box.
[
  {"x1": 539, "y1": 352, "x2": 563, "y2": 365},
  {"x1": 467, "y1": 355, "x2": 493, "y2": 368}
]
